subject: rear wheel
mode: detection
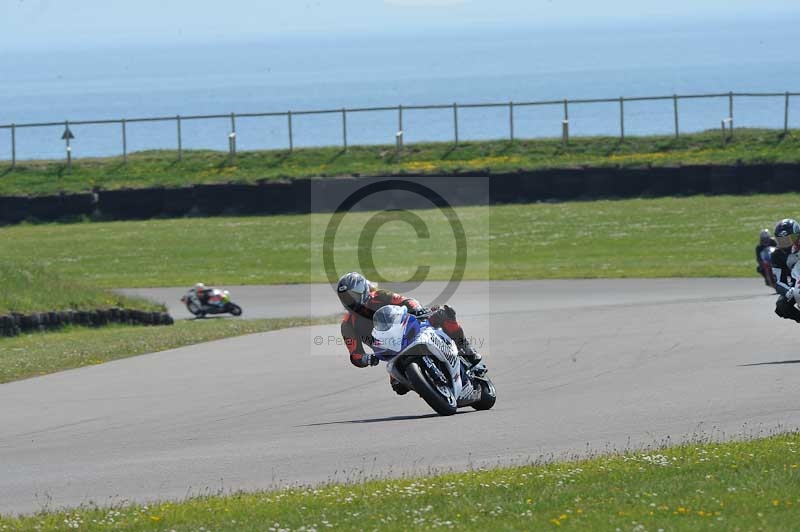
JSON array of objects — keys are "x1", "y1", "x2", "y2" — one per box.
[
  {"x1": 471, "y1": 378, "x2": 497, "y2": 411},
  {"x1": 406, "y1": 361, "x2": 457, "y2": 416}
]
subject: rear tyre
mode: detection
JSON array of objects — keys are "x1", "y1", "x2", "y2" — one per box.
[
  {"x1": 471, "y1": 378, "x2": 497, "y2": 411},
  {"x1": 406, "y1": 361, "x2": 457, "y2": 416},
  {"x1": 228, "y1": 303, "x2": 243, "y2": 316}
]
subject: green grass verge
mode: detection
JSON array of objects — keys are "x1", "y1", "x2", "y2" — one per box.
[
  {"x1": 1, "y1": 195, "x2": 791, "y2": 288},
  {"x1": 1, "y1": 432, "x2": 797, "y2": 529},
  {"x1": 1, "y1": 129, "x2": 798, "y2": 196},
  {"x1": 0, "y1": 316, "x2": 334, "y2": 384},
  {"x1": 0, "y1": 262, "x2": 160, "y2": 314}
]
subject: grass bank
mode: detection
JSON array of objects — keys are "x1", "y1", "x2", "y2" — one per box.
[
  {"x1": 1, "y1": 129, "x2": 798, "y2": 196},
  {"x1": 0, "y1": 316, "x2": 333, "y2": 383},
  {"x1": 0, "y1": 195, "x2": 791, "y2": 288},
  {"x1": 0, "y1": 262, "x2": 159, "y2": 314},
  {"x1": 1, "y1": 432, "x2": 797, "y2": 529}
]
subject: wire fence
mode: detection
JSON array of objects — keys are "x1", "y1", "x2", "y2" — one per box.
[{"x1": 1, "y1": 90, "x2": 798, "y2": 166}]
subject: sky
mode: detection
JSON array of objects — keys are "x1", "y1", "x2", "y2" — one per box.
[{"x1": 1, "y1": 0, "x2": 798, "y2": 50}]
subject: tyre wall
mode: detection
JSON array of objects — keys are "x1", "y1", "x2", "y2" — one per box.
[
  {"x1": 1, "y1": 164, "x2": 798, "y2": 224},
  {"x1": 0, "y1": 308, "x2": 174, "y2": 337}
]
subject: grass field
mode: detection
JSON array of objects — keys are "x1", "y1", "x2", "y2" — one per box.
[
  {"x1": 0, "y1": 262, "x2": 160, "y2": 314},
  {"x1": 0, "y1": 316, "x2": 333, "y2": 384},
  {"x1": 1, "y1": 129, "x2": 798, "y2": 196},
  {"x1": 0, "y1": 194, "x2": 791, "y2": 288},
  {"x1": 1, "y1": 432, "x2": 797, "y2": 529}
]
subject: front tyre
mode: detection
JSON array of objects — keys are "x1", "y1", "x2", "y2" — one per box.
[
  {"x1": 186, "y1": 302, "x2": 204, "y2": 318},
  {"x1": 406, "y1": 361, "x2": 457, "y2": 416},
  {"x1": 471, "y1": 378, "x2": 497, "y2": 411},
  {"x1": 228, "y1": 303, "x2": 243, "y2": 316}
]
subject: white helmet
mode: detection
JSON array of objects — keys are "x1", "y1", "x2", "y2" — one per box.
[{"x1": 194, "y1": 282, "x2": 205, "y2": 291}]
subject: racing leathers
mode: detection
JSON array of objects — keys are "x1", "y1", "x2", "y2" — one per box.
[{"x1": 770, "y1": 245, "x2": 800, "y2": 322}]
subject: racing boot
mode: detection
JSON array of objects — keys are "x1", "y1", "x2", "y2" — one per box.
[
  {"x1": 390, "y1": 375, "x2": 409, "y2": 395},
  {"x1": 460, "y1": 339, "x2": 487, "y2": 377}
]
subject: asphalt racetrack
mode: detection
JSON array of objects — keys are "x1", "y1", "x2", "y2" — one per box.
[{"x1": 2, "y1": 279, "x2": 800, "y2": 515}]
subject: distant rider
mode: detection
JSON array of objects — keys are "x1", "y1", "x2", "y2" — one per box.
[
  {"x1": 192, "y1": 282, "x2": 212, "y2": 306},
  {"x1": 335, "y1": 271, "x2": 485, "y2": 395},
  {"x1": 755, "y1": 228, "x2": 777, "y2": 289},
  {"x1": 770, "y1": 219, "x2": 800, "y2": 323}
]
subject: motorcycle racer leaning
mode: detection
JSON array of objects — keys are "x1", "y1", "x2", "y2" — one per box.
[
  {"x1": 336, "y1": 271, "x2": 486, "y2": 395},
  {"x1": 770, "y1": 219, "x2": 800, "y2": 323}
]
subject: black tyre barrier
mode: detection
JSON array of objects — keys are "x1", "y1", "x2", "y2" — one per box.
[
  {"x1": 225, "y1": 184, "x2": 263, "y2": 214},
  {"x1": 679, "y1": 165, "x2": 711, "y2": 195},
  {"x1": 1, "y1": 196, "x2": 30, "y2": 223},
  {"x1": 3, "y1": 163, "x2": 800, "y2": 225},
  {"x1": 582, "y1": 168, "x2": 618, "y2": 199},
  {"x1": 61, "y1": 192, "x2": 97, "y2": 218},
  {"x1": 194, "y1": 184, "x2": 232, "y2": 216},
  {"x1": 644, "y1": 166, "x2": 680, "y2": 197},
  {"x1": 767, "y1": 164, "x2": 800, "y2": 193},
  {"x1": 28, "y1": 195, "x2": 64, "y2": 221},
  {"x1": 0, "y1": 308, "x2": 174, "y2": 337},
  {"x1": 737, "y1": 164, "x2": 772, "y2": 194},
  {"x1": 163, "y1": 187, "x2": 196, "y2": 217},
  {"x1": 97, "y1": 188, "x2": 165, "y2": 220},
  {"x1": 709, "y1": 166, "x2": 739, "y2": 195},
  {"x1": 289, "y1": 179, "x2": 312, "y2": 214}
]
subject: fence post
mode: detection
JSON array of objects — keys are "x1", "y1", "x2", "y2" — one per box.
[
  {"x1": 453, "y1": 102, "x2": 459, "y2": 145},
  {"x1": 288, "y1": 111, "x2": 294, "y2": 152},
  {"x1": 673, "y1": 94, "x2": 680, "y2": 138},
  {"x1": 619, "y1": 97, "x2": 625, "y2": 140},
  {"x1": 10, "y1": 123, "x2": 15, "y2": 169},
  {"x1": 121, "y1": 119, "x2": 127, "y2": 162},
  {"x1": 176, "y1": 115, "x2": 183, "y2": 161},
  {"x1": 784, "y1": 92, "x2": 790, "y2": 134},
  {"x1": 509, "y1": 101, "x2": 515, "y2": 141},
  {"x1": 342, "y1": 108, "x2": 348, "y2": 152},
  {"x1": 64, "y1": 120, "x2": 72, "y2": 170},
  {"x1": 230, "y1": 112, "x2": 236, "y2": 134},
  {"x1": 728, "y1": 91, "x2": 734, "y2": 138},
  {"x1": 398, "y1": 104, "x2": 404, "y2": 133}
]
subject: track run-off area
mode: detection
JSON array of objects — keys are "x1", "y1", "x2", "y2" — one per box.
[{"x1": 1, "y1": 279, "x2": 799, "y2": 515}]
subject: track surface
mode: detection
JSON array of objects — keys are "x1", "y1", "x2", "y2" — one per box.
[{"x1": 3, "y1": 279, "x2": 800, "y2": 515}]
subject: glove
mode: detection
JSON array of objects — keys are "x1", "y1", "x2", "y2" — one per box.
[
  {"x1": 410, "y1": 306, "x2": 431, "y2": 317},
  {"x1": 786, "y1": 287, "x2": 799, "y2": 304},
  {"x1": 363, "y1": 353, "x2": 380, "y2": 367}
]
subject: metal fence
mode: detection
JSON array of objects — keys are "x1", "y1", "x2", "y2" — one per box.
[{"x1": 1, "y1": 90, "x2": 798, "y2": 167}]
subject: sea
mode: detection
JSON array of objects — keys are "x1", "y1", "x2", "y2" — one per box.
[{"x1": 2, "y1": 16, "x2": 800, "y2": 161}]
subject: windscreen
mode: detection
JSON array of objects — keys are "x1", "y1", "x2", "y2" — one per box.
[{"x1": 373, "y1": 306, "x2": 404, "y2": 331}]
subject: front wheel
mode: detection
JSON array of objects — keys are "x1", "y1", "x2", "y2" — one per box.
[
  {"x1": 227, "y1": 303, "x2": 243, "y2": 316},
  {"x1": 406, "y1": 361, "x2": 457, "y2": 416},
  {"x1": 470, "y1": 377, "x2": 497, "y2": 411}
]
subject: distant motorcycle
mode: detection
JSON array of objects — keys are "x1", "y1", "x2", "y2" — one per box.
[
  {"x1": 371, "y1": 305, "x2": 496, "y2": 416},
  {"x1": 181, "y1": 288, "x2": 243, "y2": 318},
  {"x1": 757, "y1": 245, "x2": 776, "y2": 289}
]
